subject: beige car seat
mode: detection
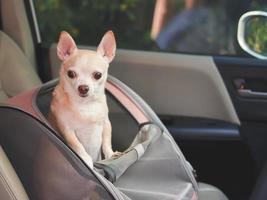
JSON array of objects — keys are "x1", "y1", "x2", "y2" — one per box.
[
  {"x1": 0, "y1": 0, "x2": 40, "y2": 197},
  {"x1": 0, "y1": 146, "x2": 29, "y2": 200},
  {"x1": 0, "y1": 31, "x2": 41, "y2": 100},
  {"x1": 0, "y1": 0, "x2": 41, "y2": 199},
  {"x1": 0, "y1": 0, "x2": 41, "y2": 101}
]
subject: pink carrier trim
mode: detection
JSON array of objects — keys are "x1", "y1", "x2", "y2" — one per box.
[
  {"x1": 191, "y1": 192, "x2": 198, "y2": 200},
  {"x1": 106, "y1": 82, "x2": 149, "y2": 124},
  {"x1": 5, "y1": 88, "x2": 40, "y2": 120},
  {"x1": 5, "y1": 81, "x2": 149, "y2": 125}
]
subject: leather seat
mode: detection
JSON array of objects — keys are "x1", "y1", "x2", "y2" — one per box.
[
  {"x1": 0, "y1": 31, "x2": 41, "y2": 100},
  {"x1": 0, "y1": 146, "x2": 29, "y2": 200},
  {"x1": 198, "y1": 183, "x2": 228, "y2": 200}
]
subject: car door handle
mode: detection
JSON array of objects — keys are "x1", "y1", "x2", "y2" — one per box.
[{"x1": 238, "y1": 89, "x2": 267, "y2": 99}]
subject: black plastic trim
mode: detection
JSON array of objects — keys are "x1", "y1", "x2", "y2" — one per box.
[
  {"x1": 160, "y1": 115, "x2": 240, "y2": 141},
  {"x1": 169, "y1": 126, "x2": 240, "y2": 141}
]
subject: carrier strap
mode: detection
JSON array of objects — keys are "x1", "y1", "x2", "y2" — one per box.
[{"x1": 95, "y1": 124, "x2": 162, "y2": 183}]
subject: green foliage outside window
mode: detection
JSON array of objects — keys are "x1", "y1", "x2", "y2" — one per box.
[
  {"x1": 246, "y1": 16, "x2": 267, "y2": 56},
  {"x1": 34, "y1": 0, "x2": 155, "y2": 49},
  {"x1": 245, "y1": 3, "x2": 267, "y2": 56},
  {"x1": 35, "y1": 0, "x2": 267, "y2": 56}
]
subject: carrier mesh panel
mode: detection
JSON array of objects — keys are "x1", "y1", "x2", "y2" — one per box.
[
  {"x1": 107, "y1": 93, "x2": 139, "y2": 151},
  {"x1": 0, "y1": 107, "x2": 114, "y2": 200}
]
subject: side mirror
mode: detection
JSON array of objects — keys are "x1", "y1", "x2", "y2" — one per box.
[{"x1": 237, "y1": 11, "x2": 267, "y2": 59}]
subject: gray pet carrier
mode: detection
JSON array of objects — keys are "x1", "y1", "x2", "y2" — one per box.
[{"x1": 0, "y1": 76, "x2": 227, "y2": 200}]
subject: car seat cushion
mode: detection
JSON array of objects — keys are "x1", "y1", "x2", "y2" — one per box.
[{"x1": 0, "y1": 31, "x2": 41, "y2": 99}]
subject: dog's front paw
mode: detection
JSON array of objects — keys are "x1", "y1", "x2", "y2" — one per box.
[
  {"x1": 103, "y1": 150, "x2": 121, "y2": 159},
  {"x1": 80, "y1": 153, "x2": 94, "y2": 169},
  {"x1": 84, "y1": 158, "x2": 94, "y2": 169},
  {"x1": 112, "y1": 151, "x2": 124, "y2": 158},
  {"x1": 104, "y1": 150, "x2": 114, "y2": 159}
]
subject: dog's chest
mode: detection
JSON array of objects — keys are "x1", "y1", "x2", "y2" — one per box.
[
  {"x1": 57, "y1": 102, "x2": 106, "y2": 161},
  {"x1": 75, "y1": 122, "x2": 103, "y2": 161},
  {"x1": 72, "y1": 105, "x2": 106, "y2": 161}
]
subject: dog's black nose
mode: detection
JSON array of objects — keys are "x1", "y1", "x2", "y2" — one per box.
[{"x1": 78, "y1": 85, "x2": 89, "y2": 95}]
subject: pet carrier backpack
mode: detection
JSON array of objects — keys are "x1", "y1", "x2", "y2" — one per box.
[{"x1": 0, "y1": 76, "x2": 228, "y2": 200}]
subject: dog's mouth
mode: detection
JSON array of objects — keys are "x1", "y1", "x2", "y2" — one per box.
[{"x1": 79, "y1": 93, "x2": 88, "y2": 98}]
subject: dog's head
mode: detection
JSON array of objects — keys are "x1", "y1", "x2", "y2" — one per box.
[{"x1": 57, "y1": 31, "x2": 116, "y2": 99}]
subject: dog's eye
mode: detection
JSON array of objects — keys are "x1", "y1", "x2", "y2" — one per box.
[
  {"x1": 67, "y1": 70, "x2": 76, "y2": 79},
  {"x1": 93, "y1": 72, "x2": 102, "y2": 80}
]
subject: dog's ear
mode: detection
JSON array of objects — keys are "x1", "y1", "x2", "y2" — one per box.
[
  {"x1": 57, "y1": 31, "x2": 77, "y2": 61},
  {"x1": 97, "y1": 31, "x2": 116, "y2": 63}
]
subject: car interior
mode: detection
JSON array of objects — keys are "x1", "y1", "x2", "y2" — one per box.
[{"x1": 1, "y1": 0, "x2": 267, "y2": 200}]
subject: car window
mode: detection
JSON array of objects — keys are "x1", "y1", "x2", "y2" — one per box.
[{"x1": 33, "y1": 0, "x2": 265, "y2": 56}]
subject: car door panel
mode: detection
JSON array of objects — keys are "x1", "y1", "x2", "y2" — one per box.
[
  {"x1": 215, "y1": 57, "x2": 267, "y2": 170},
  {"x1": 215, "y1": 57, "x2": 267, "y2": 121}
]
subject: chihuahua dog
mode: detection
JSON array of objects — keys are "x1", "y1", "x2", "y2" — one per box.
[{"x1": 48, "y1": 30, "x2": 118, "y2": 169}]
